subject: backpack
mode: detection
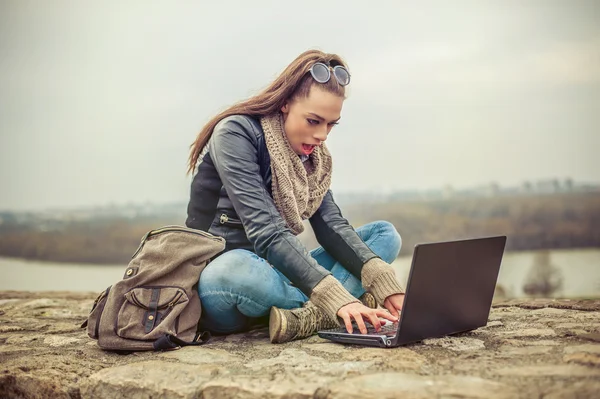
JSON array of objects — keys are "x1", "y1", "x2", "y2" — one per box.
[{"x1": 82, "y1": 225, "x2": 225, "y2": 351}]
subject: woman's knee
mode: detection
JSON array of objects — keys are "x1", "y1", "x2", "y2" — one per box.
[
  {"x1": 370, "y1": 220, "x2": 402, "y2": 263},
  {"x1": 198, "y1": 249, "x2": 273, "y2": 297}
]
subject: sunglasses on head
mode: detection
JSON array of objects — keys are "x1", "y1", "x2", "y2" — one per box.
[{"x1": 309, "y1": 62, "x2": 351, "y2": 86}]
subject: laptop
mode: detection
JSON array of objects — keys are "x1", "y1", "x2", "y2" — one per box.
[{"x1": 318, "y1": 235, "x2": 507, "y2": 348}]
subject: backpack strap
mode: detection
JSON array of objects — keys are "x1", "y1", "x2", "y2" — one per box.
[
  {"x1": 153, "y1": 331, "x2": 211, "y2": 351},
  {"x1": 144, "y1": 288, "x2": 161, "y2": 333}
]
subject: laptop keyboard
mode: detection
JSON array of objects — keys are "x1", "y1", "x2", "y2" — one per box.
[{"x1": 324, "y1": 322, "x2": 398, "y2": 336}]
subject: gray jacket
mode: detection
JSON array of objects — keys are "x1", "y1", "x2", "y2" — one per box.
[{"x1": 186, "y1": 115, "x2": 378, "y2": 296}]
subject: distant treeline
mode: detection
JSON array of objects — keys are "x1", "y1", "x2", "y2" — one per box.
[
  {"x1": 0, "y1": 192, "x2": 599, "y2": 265},
  {"x1": 0, "y1": 217, "x2": 173, "y2": 265},
  {"x1": 342, "y1": 192, "x2": 600, "y2": 257}
]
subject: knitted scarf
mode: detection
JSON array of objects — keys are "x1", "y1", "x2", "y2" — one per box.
[{"x1": 260, "y1": 113, "x2": 332, "y2": 235}]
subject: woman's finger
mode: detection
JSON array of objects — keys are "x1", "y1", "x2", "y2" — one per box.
[
  {"x1": 351, "y1": 311, "x2": 368, "y2": 334},
  {"x1": 377, "y1": 308, "x2": 398, "y2": 322},
  {"x1": 364, "y1": 310, "x2": 382, "y2": 332},
  {"x1": 391, "y1": 296, "x2": 405, "y2": 311},
  {"x1": 384, "y1": 300, "x2": 400, "y2": 318},
  {"x1": 341, "y1": 312, "x2": 354, "y2": 334}
]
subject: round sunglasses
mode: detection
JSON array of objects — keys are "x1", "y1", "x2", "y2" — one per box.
[{"x1": 309, "y1": 62, "x2": 351, "y2": 86}]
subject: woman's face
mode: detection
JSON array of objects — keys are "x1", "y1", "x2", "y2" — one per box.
[{"x1": 281, "y1": 85, "x2": 344, "y2": 156}]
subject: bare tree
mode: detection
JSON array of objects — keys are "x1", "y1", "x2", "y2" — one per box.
[{"x1": 522, "y1": 251, "x2": 563, "y2": 297}]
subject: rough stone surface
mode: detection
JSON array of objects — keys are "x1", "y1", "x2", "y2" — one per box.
[
  {"x1": 494, "y1": 298, "x2": 600, "y2": 311},
  {"x1": 322, "y1": 372, "x2": 519, "y2": 399},
  {"x1": 0, "y1": 291, "x2": 599, "y2": 399},
  {"x1": 423, "y1": 336, "x2": 486, "y2": 351}
]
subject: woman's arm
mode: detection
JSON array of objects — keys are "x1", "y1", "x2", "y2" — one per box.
[
  {"x1": 309, "y1": 190, "x2": 379, "y2": 278},
  {"x1": 208, "y1": 116, "x2": 358, "y2": 319},
  {"x1": 309, "y1": 192, "x2": 405, "y2": 305}
]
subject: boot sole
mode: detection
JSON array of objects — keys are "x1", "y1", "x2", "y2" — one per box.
[{"x1": 269, "y1": 307, "x2": 287, "y2": 344}]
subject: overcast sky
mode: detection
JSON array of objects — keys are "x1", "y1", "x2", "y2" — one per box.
[{"x1": 1, "y1": 0, "x2": 598, "y2": 211}]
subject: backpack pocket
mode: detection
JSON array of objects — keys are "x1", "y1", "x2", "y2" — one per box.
[
  {"x1": 85, "y1": 286, "x2": 111, "y2": 339},
  {"x1": 116, "y1": 286, "x2": 189, "y2": 340}
]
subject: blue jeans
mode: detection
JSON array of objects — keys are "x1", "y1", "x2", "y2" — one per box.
[{"x1": 197, "y1": 220, "x2": 402, "y2": 334}]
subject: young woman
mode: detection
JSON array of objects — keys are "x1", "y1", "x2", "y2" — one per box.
[{"x1": 186, "y1": 49, "x2": 405, "y2": 343}]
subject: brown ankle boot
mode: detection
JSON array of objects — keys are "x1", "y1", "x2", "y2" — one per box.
[
  {"x1": 269, "y1": 301, "x2": 339, "y2": 344},
  {"x1": 359, "y1": 292, "x2": 378, "y2": 309}
]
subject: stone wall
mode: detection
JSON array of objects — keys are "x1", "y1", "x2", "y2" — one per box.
[{"x1": 1, "y1": 291, "x2": 599, "y2": 398}]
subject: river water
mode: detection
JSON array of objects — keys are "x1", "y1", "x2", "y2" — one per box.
[{"x1": 1, "y1": 248, "x2": 599, "y2": 298}]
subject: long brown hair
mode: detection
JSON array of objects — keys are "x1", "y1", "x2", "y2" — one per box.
[{"x1": 186, "y1": 49, "x2": 349, "y2": 175}]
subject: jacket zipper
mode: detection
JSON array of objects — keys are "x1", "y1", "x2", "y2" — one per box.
[
  {"x1": 219, "y1": 213, "x2": 244, "y2": 228},
  {"x1": 131, "y1": 226, "x2": 224, "y2": 259}
]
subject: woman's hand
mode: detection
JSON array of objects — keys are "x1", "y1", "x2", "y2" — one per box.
[
  {"x1": 337, "y1": 302, "x2": 398, "y2": 334},
  {"x1": 383, "y1": 293, "x2": 405, "y2": 318}
]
